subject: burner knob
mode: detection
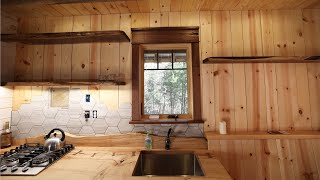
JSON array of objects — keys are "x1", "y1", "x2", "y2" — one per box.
[
  {"x1": 0, "y1": 165, "x2": 7, "y2": 172},
  {"x1": 11, "y1": 165, "x2": 18, "y2": 172},
  {"x1": 24, "y1": 144, "x2": 28, "y2": 148},
  {"x1": 15, "y1": 147, "x2": 19, "y2": 150},
  {"x1": 22, "y1": 166, "x2": 29, "y2": 172},
  {"x1": 20, "y1": 145, "x2": 24, "y2": 149}
]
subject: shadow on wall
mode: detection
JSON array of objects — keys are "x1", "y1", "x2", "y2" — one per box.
[{"x1": 10, "y1": 87, "x2": 203, "y2": 139}]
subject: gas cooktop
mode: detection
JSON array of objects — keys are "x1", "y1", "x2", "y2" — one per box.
[{"x1": 0, "y1": 143, "x2": 74, "y2": 176}]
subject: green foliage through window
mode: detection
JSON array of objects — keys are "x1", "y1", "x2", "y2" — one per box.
[{"x1": 144, "y1": 50, "x2": 188, "y2": 115}]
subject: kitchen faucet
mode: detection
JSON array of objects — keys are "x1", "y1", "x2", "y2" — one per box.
[{"x1": 165, "y1": 128, "x2": 172, "y2": 150}]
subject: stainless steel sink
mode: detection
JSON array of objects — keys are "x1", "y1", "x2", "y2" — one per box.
[{"x1": 132, "y1": 151, "x2": 205, "y2": 176}]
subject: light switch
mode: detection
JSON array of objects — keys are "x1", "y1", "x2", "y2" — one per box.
[{"x1": 86, "y1": 94, "x2": 90, "y2": 102}]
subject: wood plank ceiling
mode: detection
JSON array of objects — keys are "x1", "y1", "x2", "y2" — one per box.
[{"x1": 2, "y1": 0, "x2": 320, "y2": 18}]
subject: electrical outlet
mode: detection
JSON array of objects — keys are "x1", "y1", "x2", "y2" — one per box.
[
  {"x1": 84, "y1": 111, "x2": 90, "y2": 119},
  {"x1": 92, "y1": 110, "x2": 97, "y2": 118},
  {"x1": 86, "y1": 94, "x2": 90, "y2": 102}
]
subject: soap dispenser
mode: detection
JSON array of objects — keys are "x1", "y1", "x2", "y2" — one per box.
[{"x1": 145, "y1": 131, "x2": 152, "y2": 150}]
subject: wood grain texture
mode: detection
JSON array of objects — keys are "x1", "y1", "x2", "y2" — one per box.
[
  {"x1": 208, "y1": 138, "x2": 320, "y2": 180},
  {"x1": 3, "y1": 0, "x2": 320, "y2": 18}
]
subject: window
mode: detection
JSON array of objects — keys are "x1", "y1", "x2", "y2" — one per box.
[
  {"x1": 131, "y1": 27, "x2": 202, "y2": 123},
  {"x1": 140, "y1": 44, "x2": 193, "y2": 120}
]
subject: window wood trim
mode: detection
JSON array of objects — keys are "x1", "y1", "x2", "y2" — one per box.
[
  {"x1": 140, "y1": 44, "x2": 193, "y2": 120},
  {"x1": 131, "y1": 27, "x2": 202, "y2": 124}
]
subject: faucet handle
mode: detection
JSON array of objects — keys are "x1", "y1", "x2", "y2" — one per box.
[{"x1": 167, "y1": 128, "x2": 172, "y2": 137}]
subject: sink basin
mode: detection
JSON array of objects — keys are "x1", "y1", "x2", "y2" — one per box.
[{"x1": 132, "y1": 151, "x2": 205, "y2": 176}]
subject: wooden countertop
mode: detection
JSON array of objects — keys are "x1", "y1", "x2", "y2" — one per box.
[{"x1": 1, "y1": 146, "x2": 231, "y2": 180}]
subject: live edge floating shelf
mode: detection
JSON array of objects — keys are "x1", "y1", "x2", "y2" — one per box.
[
  {"x1": 1, "y1": 30, "x2": 130, "y2": 44},
  {"x1": 205, "y1": 131, "x2": 320, "y2": 140},
  {"x1": 1, "y1": 80, "x2": 126, "y2": 86},
  {"x1": 203, "y1": 56, "x2": 320, "y2": 64}
]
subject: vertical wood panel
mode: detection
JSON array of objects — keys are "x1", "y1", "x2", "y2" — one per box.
[
  {"x1": 200, "y1": 11, "x2": 212, "y2": 60},
  {"x1": 264, "y1": 63, "x2": 279, "y2": 130},
  {"x1": 295, "y1": 64, "x2": 312, "y2": 130},
  {"x1": 245, "y1": 63, "x2": 267, "y2": 131},
  {"x1": 101, "y1": 14, "x2": 120, "y2": 77},
  {"x1": 233, "y1": 64, "x2": 247, "y2": 132},
  {"x1": 89, "y1": 15, "x2": 102, "y2": 80},
  {"x1": 180, "y1": 12, "x2": 199, "y2": 26},
  {"x1": 131, "y1": 13, "x2": 150, "y2": 28},
  {"x1": 72, "y1": 16, "x2": 90, "y2": 80},
  {"x1": 230, "y1": 11, "x2": 243, "y2": 56},
  {"x1": 276, "y1": 64, "x2": 298, "y2": 130},
  {"x1": 211, "y1": 11, "x2": 232, "y2": 56},
  {"x1": 168, "y1": 12, "x2": 181, "y2": 26},
  {"x1": 272, "y1": 10, "x2": 295, "y2": 56},
  {"x1": 214, "y1": 64, "x2": 235, "y2": 132},
  {"x1": 260, "y1": 10, "x2": 275, "y2": 56},
  {"x1": 307, "y1": 63, "x2": 320, "y2": 130},
  {"x1": 303, "y1": 9, "x2": 320, "y2": 55},
  {"x1": 160, "y1": 12, "x2": 169, "y2": 27},
  {"x1": 200, "y1": 11, "x2": 214, "y2": 131},
  {"x1": 276, "y1": 139, "x2": 295, "y2": 180},
  {"x1": 60, "y1": 16, "x2": 73, "y2": 80},
  {"x1": 149, "y1": 13, "x2": 161, "y2": 27},
  {"x1": 119, "y1": 14, "x2": 132, "y2": 107},
  {"x1": 242, "y1": 10, "x2": 263, "y2": 56},
  {"x1": 44, "y1": 17, "x2": 63, "y2": 81},
  {"x1": 241, "y1": 140, "x2": 259, "y2": 180}
]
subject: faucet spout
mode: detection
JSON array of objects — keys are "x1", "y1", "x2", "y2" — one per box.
[{"x1": 165, "y1": 128, "x2": 172, "y2": 150}]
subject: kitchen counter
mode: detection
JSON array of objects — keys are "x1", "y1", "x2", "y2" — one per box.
[{"x1": 1, "y1": 146, "x2": 232, "y2": 180}]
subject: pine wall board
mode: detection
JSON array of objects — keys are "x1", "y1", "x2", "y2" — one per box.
[
  {"x1": 9, "y1": 9, "x2": 320, "y2": 180},
  {"x1": 12, "y1": 9, "x2": 320, "y2": 131}
]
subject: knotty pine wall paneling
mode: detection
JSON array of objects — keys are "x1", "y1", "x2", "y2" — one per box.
[
  {"x1": 3, "y1": 0, "x2": 320, "y2": 17},
  {"x1": 12, "y1": 9, "x2": 320, "y2": 180},
  {"x1": 0, "y1": 15, "x2": 17, "y2": 131}
]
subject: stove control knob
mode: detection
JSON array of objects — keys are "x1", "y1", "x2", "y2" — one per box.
[
  {"x1": 19, "y1": 145, "x2": 24, "y2": 149},
  {"x1": 22, "y1": 166, "x2": 29, "y2": 172},
  {"x1": 15, "y1": 147, "x2": 19, "y2": 150},
  {"x1": 0, "y1": 165, "x2": 7, "y2": 172},
  {"x1": 11, "y1": 165, "x2": 18, "y2": 172}
]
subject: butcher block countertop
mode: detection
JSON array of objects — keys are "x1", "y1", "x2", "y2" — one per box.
[{"x1": 1, "y1": 146, "x2": 232, "y2": 180}]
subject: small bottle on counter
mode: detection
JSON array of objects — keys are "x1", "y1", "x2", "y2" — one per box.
[{"x1": 145, "y1": 131, "x2": 152, "y2": 150}]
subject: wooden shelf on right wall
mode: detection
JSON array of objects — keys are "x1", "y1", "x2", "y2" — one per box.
[
  {"x1": 202, "y1": 56, "x2": 320, "y2": 64},
  {"x1": 205, "y1": 131, "x2": 320, "y2": 140}
]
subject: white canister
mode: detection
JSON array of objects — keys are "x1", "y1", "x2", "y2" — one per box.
[{"x1": 219, "y1": 121, "x2": 227, "y2": 134}]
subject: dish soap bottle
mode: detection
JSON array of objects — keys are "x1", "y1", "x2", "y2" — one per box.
[{"x1": 145, "y1": 131, "x2": 152, "y2": 150}]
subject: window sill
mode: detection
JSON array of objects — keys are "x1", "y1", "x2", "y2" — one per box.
[{"x1": 129, "y1": 119, "x2": 204, "y2": 124}]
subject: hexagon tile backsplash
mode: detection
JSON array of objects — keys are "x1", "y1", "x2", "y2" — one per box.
[{"x1": 10, "y1": 88, "x2": 204, "y2": 139}]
